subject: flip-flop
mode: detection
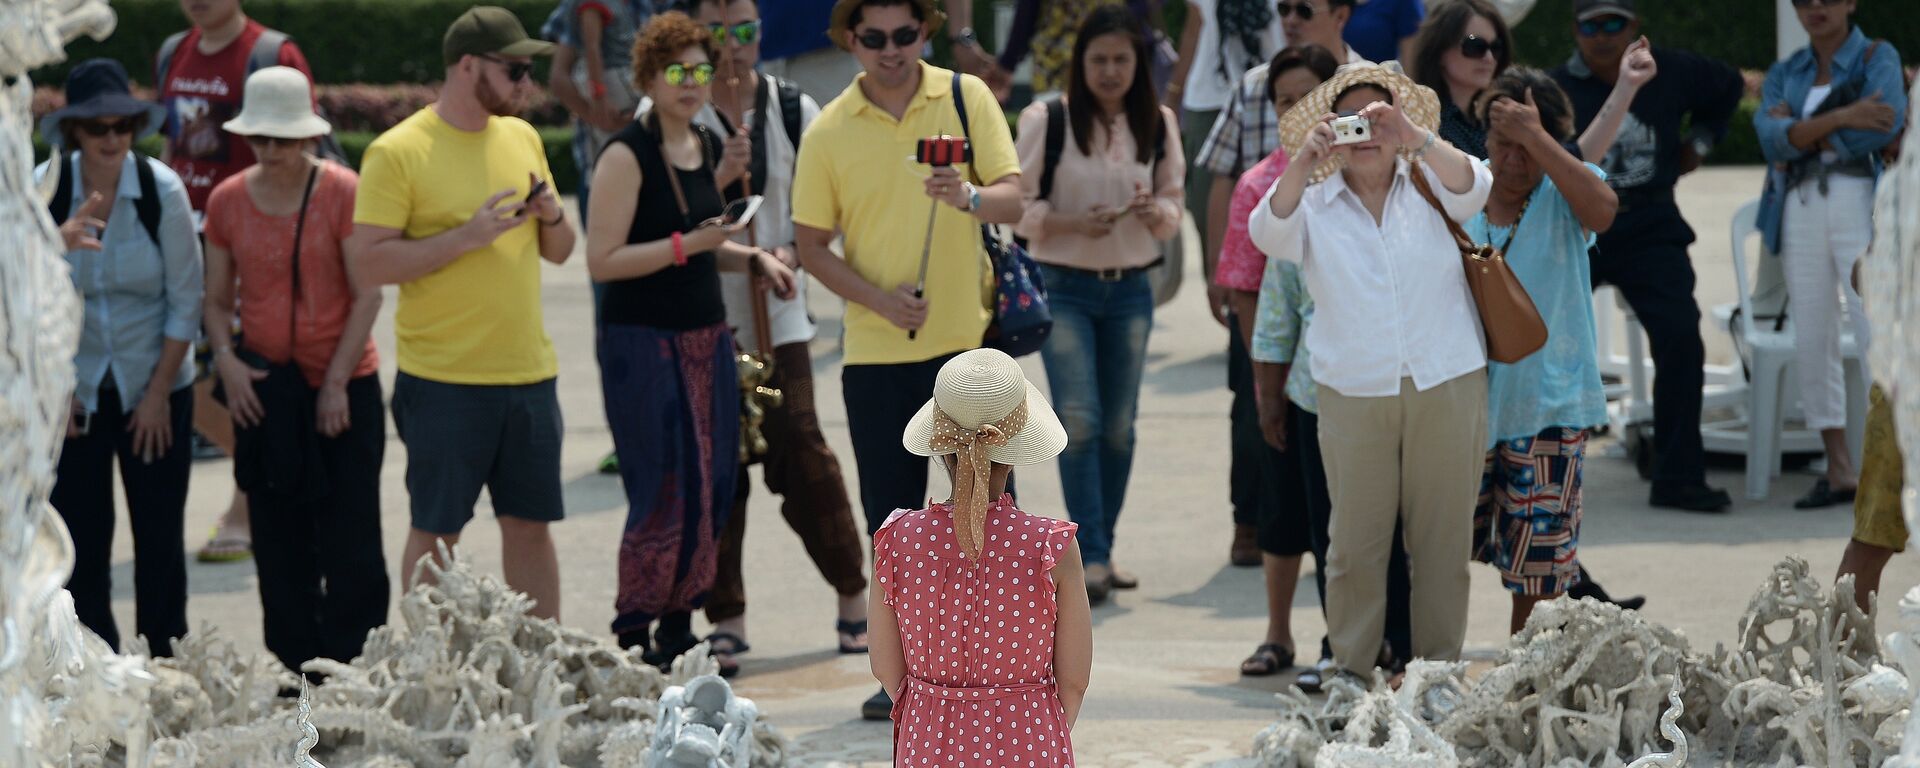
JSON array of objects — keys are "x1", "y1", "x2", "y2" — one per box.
[
  {"x1": 1240, "y1": 643, "x2": 1294, "y2": 677},
  {"x1": 706, "y1": 632, "x2": 747, "y2": 679},
  {"x1": 836, "y1": 619, "x2": 869, "y2": 655},
  {"x1": 196, "y1": 531, "x2": 252, "y2": 563}
]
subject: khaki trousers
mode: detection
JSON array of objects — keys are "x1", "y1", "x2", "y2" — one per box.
[{"x1": 1317, "y1": 371, "x2": 1488, "y2": 674}]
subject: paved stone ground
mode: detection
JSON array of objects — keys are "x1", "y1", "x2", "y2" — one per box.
[{"x1": 83, "y1": 167, "x2": 1918, "y2": 766}]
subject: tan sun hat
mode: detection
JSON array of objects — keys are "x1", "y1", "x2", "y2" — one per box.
[
  {"x1": 1277, "y1": 63, "x2": 1441, "y2": 184},
  {"x1": 903, "y1": 349, "x2": 1067, "y2": 560},
  {"x1": 222, "y1": 66, "x2": 331, "y2": 139}
]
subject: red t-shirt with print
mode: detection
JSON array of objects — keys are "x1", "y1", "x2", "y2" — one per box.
[{"x1": 157, "y1": 19, "x2": 314, "y2": 212}]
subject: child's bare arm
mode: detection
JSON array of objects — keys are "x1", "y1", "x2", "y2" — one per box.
[
  {"x1": 1052, "y1": 540, "x2": 1093, "y2": 728},
  {"x1": 870, "y1": 581, "x2": 907, "y2": 700}
]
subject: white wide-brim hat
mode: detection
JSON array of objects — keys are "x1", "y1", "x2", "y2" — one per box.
[
  {"x1": 903, "y1": 349, "x2": 1068, "y2": 466},
  {"x1": 222, "y1": 66, "x2": 331, "y2": 139}
]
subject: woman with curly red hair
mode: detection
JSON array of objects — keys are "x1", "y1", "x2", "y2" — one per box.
[{"x1": 584, "y1": 11, "x2": 796, "y2": 665}]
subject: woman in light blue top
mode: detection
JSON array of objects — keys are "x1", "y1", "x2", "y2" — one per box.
[
  {"x1": 1753, "y1": 2, "x2": 1905, "y2": 509},
  {"x1": 1463, "y1": 69, "x2": 1616, "y2": 635},
  {"x1": 36, "y1": 59, "x2": 203, "y2": 656}
]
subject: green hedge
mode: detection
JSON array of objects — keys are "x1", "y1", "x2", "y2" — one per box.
[
  {"x1": 33, "y1": 0, "x2": 557, "y2": 86},
  {"x1": 32, "y1": 126, "x2": 582, "y2": 195},
  {"x1": 1511, "y1": 2, "x2": 1919, "y2": 72}
]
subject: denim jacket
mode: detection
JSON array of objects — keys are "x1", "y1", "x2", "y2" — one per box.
[{"x1": 1756, "y1": 27, "x2": 1907, "y2": 253}]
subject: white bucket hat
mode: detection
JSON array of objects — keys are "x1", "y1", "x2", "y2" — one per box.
[
  {"x1": 222, "y1": 66, "x2": 331, "y2": 139},
  {"x1": 903, "y1": 349, "x2": 1068, "y2": 560}
]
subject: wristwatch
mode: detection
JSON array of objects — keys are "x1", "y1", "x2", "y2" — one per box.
[
  {"x1": 962, "y1": 181, "x2": 980, "y2": 213},
  {"x1": 951, "y1": 27, "x2": 979, "y2": 48}
]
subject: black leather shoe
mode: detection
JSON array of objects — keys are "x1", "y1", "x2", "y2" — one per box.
[
  {"x1": 1794, "y1": 478, "x2": 1857, "y2": 509},
  {"x1": 1649, "y1": 484, "x2": 1732, "y2": 513},
  {"x1": 1568, "y1": 567, "x2": 1646, "y2": 611},
  {"x1": 861, "y1": 688, "x2": 893, "y2": 721}
]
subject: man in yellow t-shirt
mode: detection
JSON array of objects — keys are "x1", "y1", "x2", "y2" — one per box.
[
  {"x1": 791, "y1": 0, "x2": 1022, "y2": 720},
  {"x1": 345, "y1": 6, "x2": 575, "y2": 621}
]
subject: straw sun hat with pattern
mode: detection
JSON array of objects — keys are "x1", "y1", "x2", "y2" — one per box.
[
  {"x1": 1277, "y1": 64, "x2": 1442, "y2": 184},
  {"x1": 902, "y1": 349, "x2": 1067, "y2": 559}
]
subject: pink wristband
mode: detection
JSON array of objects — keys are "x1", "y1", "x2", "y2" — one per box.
[{"x1": 672, "y1": 231, "x2": 687, "y2": 267}]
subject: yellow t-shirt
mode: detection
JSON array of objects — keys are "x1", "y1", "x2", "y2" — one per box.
[
  {"x1": 792, "y1": 63, "x2": 1022, "y2": 366},
  {"x1": 353, "y1": 108, "x2": 559, "y2": 385}
]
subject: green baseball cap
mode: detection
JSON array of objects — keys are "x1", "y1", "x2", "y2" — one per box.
[{"x1": 443, "y1": 6, "x2": 554, "y2": 66}]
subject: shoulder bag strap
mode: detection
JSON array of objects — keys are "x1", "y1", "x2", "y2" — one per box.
[
  {"x1": 1040, "y1": 97, "x2": 1066, "y2": 201},
  {"x1": 287, "y1": 165, "x2": 318, "y2": 345},
  {"x1": 134, "y1": 154, "x2": 162, "y2": 245},
  {"x1": 1406, "y1": 160, "x2": 1480, "y2": 256}
]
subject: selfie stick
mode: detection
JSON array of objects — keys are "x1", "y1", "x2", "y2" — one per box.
[{"x1": 909, "y1": 195, "x2": 938, "y2": 341}]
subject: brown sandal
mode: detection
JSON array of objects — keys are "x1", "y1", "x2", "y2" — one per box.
[{"x1": 1240, "y1": 644, "x2": 1294, "y2": 677}]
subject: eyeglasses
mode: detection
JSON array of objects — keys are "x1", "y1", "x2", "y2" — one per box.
[
  {"x1": 244, "y1": 135, "x2": 310, "y2": 148},
  {"x1": 481, "y1": 55, "x2": 534, "y2": 82},
  {"x1": 1275, "y1": 1, "x2": 1317, "y2": 20},
  {"x1": 710, "y1": 20, "x2": 762, "y2": 47},
  {"x1": 76, "y1": 118, "x2": 140, "y2": 137},
  {"x1": 1576, "y1": 16, "x2": 1630, "y2": 37},
  {"x1": 1460, "y1": 35, "x2": 1505, "y2": 59},
  {"x1": 664, "y1": 62, "x2": 716, "y2": 87},
  {"x1": 855, "y1": 25, "x2": 920, "y2": 51}
]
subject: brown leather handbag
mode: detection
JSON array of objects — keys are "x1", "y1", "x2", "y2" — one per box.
[{"x1": 1408, "y1": 162, "x2": 1548, "y2": 364}]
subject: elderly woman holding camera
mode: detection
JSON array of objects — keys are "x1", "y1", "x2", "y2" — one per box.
[{"x1": 1247, "y1": 64, "x2": 1491, "y2": 679}]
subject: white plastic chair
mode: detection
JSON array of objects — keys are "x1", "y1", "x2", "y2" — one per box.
[{"x1": 1727, "y1": 199, "x2": 1869, "y2": 501}]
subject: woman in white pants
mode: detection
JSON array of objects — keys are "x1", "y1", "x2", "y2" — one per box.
[{"x1": 1754, "y1": 0, "x2": 1906, "y2": 509}]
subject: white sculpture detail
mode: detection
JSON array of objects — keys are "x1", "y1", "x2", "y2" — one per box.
[{"x1": 645, "y1": 674, "x2": 761, "y2": 767}]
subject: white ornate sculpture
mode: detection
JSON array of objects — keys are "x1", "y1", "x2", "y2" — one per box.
[
  {"x1": 645, "y1": 674, "x2": 761, "y2": 767},
  {"x1": 1251, "y1": 558, "x2": 1906, "y2": 767},
  {"x1": 1869, "y1": 79, "x2": 1920, "y2": 768}
]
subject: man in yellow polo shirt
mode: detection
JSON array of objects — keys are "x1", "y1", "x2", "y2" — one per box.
[
  {"x1": 792, "y1": 0, "x2": 1022, "y2": 720},
  {"x1": 345, "y1": 6, "x2": 575, "y2": 621}
]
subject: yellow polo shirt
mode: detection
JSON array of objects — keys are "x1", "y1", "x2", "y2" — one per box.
[
  {"x1": 354, "y1": 108, "x2": 559, "y2": 385},
  {"x1": 792, "y1": 63, "x2": 1021, "y2": 366}
]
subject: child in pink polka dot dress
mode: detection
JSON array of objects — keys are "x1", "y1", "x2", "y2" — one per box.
[{"x1": 870, "y1": 349, "x2": 1094, "y2": 766}]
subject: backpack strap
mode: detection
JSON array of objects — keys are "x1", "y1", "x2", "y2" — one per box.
[
  {"x1": 134, "y1": 155, "x2": 161, "y2": 246},
  {"x1": 1039, "y1": 97, "x2": 1065, "y2": 201},
  {"x1": 155, "y1": 31, "x2": 189, "y2": 93},
  {"x1": 47, "y1": 153, "x2": 162, "y2": 246},
  {"x1": 777, "y1": 77, "x2": 803, "y2": 151},
  {"x1": 951, "y1": 72, "x2": 976, "y2": 184},
  {"x1": 248, "y1": 29, "x2": 290, "y2": 76}
]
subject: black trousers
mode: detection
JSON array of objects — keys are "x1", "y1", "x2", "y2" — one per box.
[
  {"x1": 843, "y1": 353, "x2": 1016, "y2": 536},
  {"x1": 1296, "y1": 407, "x2": 1412, "y2": 663},
  {"x1": 1591, "y1": 206, "x2": 1709, "y2": 491},
  {"x1": 247, "y1": 374, "x2": 389, "y2": 676},
  {"x1": 1228, "y1": 319, "x2": 1262, "y2": 528},
  {"x1": 52, "y1": 383, "x2": 194, "y2": 656}
]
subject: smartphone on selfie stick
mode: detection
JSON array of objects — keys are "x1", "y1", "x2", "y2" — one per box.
[{"x1": 910, "y1": 136, "x2": 971, "y2": 340}]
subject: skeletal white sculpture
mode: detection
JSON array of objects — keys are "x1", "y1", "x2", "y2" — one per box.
[
  {"x1": 1252, "y1": 558, "x2": 1908, "y2": 767},
  {"x1": 1869, "y1": 80, "x2": 1920, "y2": 768},
  {"x1": 645, "y1": 674, "x2": 761, "y2": 767}
]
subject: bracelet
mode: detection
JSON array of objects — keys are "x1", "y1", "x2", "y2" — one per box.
[
  {"x1": 539, "y1": 211, "x2": 564, "y2": 227},
  {"x1": 1411, "y1": 130, "x2": 1436, "y2": 158},
  {"x1": 672, "y1": 231, "x2": 687, "y2": 267}
]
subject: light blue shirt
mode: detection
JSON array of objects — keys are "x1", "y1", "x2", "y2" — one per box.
[
  {"x1": 35, "y1": 152, "x2": 202, "y2": 413},
  {"x1": 1465, "y1": 163, "x2": 1608, "y2": 447},
  {"x1": 1250, "y1": 255, "x2": 1319, "y2": 414}
]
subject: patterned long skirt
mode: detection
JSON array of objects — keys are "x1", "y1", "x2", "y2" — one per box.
[{"x1": 599, "y1": 322, "x2": 739, "y2": 636}]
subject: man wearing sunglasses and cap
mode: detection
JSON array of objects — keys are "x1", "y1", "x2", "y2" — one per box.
[
  {"x1": 346, "y1": 6, "x2": 576, "y2": 621},
  {"x1": 791, "y1": 0, "x2": 1024, "y2": 721},
  {"x1": 1551, "y1": 0, "x2": 1744, "y2": 513}
]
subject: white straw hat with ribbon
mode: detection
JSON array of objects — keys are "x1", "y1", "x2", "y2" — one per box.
[
  {"x1": 902, "y1": 349, "x2": 1067, "y2": 559},
  {"x1": 222, "y1": 66, "x2": 331, "y2": 139}
]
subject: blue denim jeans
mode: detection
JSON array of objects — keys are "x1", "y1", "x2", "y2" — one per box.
[{"x1": 1036, "y1": 264, "x2": 1154, "y2": 566}]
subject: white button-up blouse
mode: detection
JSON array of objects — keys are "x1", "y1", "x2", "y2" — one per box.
[{"x1": 1248, "y1": 156, "x2": 1493, "y2": 398}]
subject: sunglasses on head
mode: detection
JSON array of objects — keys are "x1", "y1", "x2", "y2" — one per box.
[
  {"x1": 1275, "y1": 1, "x2": 1318, "y2": 20},
  {"x1": 1460, "y1": 34, "x2": 1505, "y2": 59},
  {"x1": 76, "y1": 118, "x2": 140, "y2": 137},
  {"x1": 855, "y1": 25, "x2": 920, "y2": 51},
  {"x1": 245, "y1": 135, "x2": 310, "y2": 148},
  {"x1": 710, "y1": 20, "x2": 762, "y2": 46},
  {"x1": 481, "y1": 54, "x2": 534, "y2": 82},
  {"x1": 1576, "y1": 16, "x2": 1630, "y2": 37},
  {"x1": 665, "y1": 62, "x2": 716, "y2": 87}
]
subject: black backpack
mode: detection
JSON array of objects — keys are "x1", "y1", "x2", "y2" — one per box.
[
  {"x1": 155, "y1": 29, "x2": 350, "y2": 165},
  {"x1": 713, "y1": 74, "x2": 805, "y2": 196},
  {"x1": 49, "y1": 151, "x2": 162, "y2": 245},
  {"x1": 1035, "y1": 97, "x2": 1166, "y2": 205}
]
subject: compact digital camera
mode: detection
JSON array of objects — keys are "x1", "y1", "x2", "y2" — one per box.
[
  {"x1": 916, "y1": 135, "x2": 972, "y2": 166},
  {"x1": 1332, "y1": 114, "x2": 1372, "y2": 146}
]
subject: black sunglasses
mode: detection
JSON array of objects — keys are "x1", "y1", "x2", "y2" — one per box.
[
  {"x1": 1576, "y1": 16, "x2": 1630, "y2": 37},
  {"x1": 482, "y1": 54, "x2": 534, "y2": 82},
  {"x1": 1275, "y1": 1, "x2": 1317, "y2": 20},
  {"x1": 244, "y1": 135, "x2": 310, "y2": 148},
  {"x1": 855, "y1": 24, "x2": 920, "y2": 51},
  {"x1": 1460, "y1": 35, "x2": 1505, "y2": 59},
  {"x1": 76, "y1": 118, "x2": 140, "y2": 137},
  {"x1": 1790, "y1": 0, "x2": 1841, "y2": 6}
]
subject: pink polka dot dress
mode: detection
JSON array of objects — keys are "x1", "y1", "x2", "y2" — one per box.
[{"x1": 875, "y1": 495, "x2": 1080, "y2": 767}]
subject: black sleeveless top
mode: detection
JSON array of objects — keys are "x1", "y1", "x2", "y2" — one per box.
[{"x1": 600, "y1": 118, "x2": 727, "y2": 329}]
